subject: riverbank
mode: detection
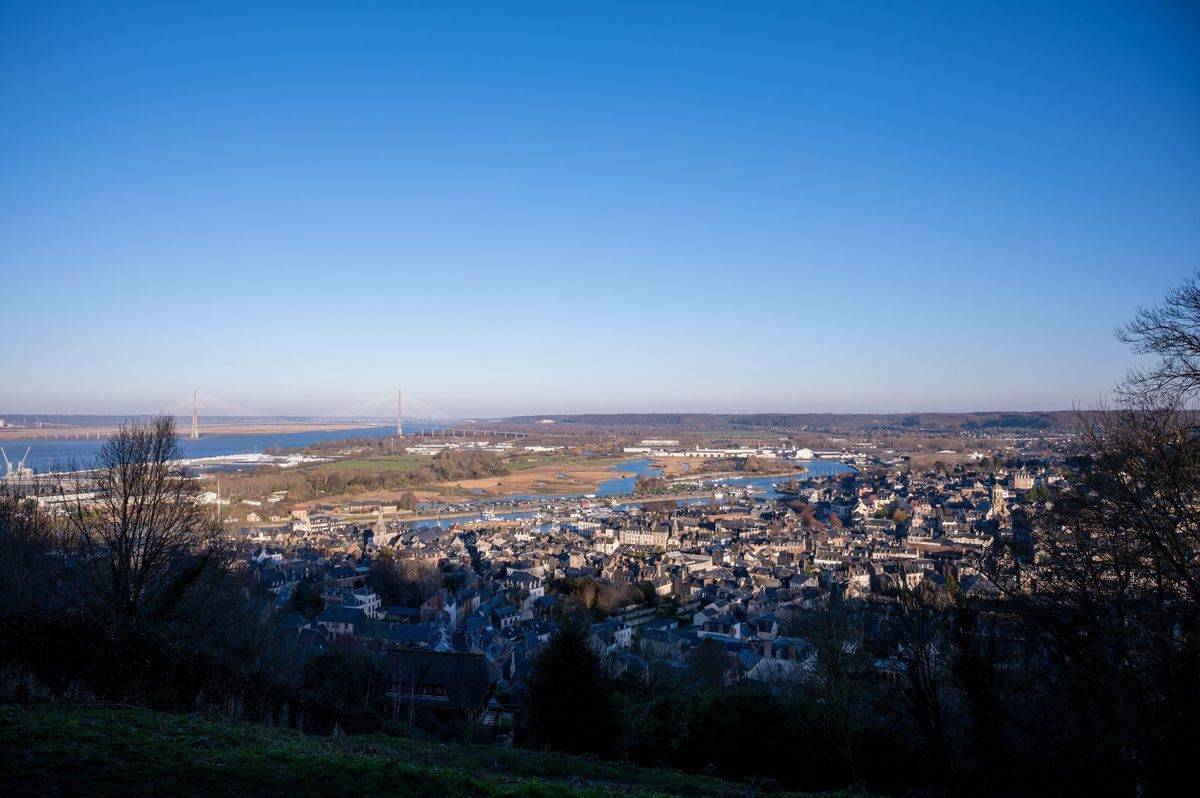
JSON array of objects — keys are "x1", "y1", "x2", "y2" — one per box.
[
  {"x1": 284, "y1": 457, "x2": 637, "y2": 512},
  {"x1": 6, "y1": 424, "x2": 401, "y2": 473}
]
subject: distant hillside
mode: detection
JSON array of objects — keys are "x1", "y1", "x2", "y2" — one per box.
[
  {"x1": 0, "y1": 705, "x2": 857, "y2": 798},
  {"x1": 505, "y1": 412, "x2": 1076, "y2": 433}
]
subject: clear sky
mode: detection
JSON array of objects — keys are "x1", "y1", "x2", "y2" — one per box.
[{"x1": 2, "y1": 1, "x2": 1198, "y2": 418}]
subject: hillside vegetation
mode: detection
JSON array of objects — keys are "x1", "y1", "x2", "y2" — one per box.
[
  {"x1": 506, "y1": 411, "x2": 1071, "y2": 432},
  {"x1": 0, "y1": 704, "x2": 859, "y2": 798}
]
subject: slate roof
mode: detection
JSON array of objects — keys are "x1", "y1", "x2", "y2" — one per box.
[{"x1": 383, "y1": 650, "x2": 497, "y2": 711}]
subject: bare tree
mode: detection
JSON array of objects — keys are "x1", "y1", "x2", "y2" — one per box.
[
  {"x1": 57, "y1": 415, "x2": 227, "y2": 635},
  {"x1": 977, "y1": 399, "x2": 1200, "y2": 795},
  {"x1": 974, "y1": 273, "x2": 1200, "y2": 793},
  {"x1": 1118, "y1": 270, "x2": 1200, "y2": 403}
]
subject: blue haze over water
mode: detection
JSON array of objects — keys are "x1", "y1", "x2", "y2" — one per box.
[{"x1": 8, "y1": 426, "x2": 400, "y2": 472}]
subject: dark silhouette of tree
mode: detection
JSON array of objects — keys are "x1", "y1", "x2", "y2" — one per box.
[
  {"x1": 1118, "y1": 270, "x2": 1200, "y2": 402},
  {"x1": 686, "y1": 637, "x2": 728, "y2": 690},
  {"x1": 804, "y1": 591, "x2": 867, "y2": 784},
  {"x1": 945, "y1": 580, "x2": 1003, "y2": 789},
  {"x1": 893, "y1": 583, "x2": 950, "y2": 786},
  {"x1": 989, "y1": 402, "x2": 1200, "y2": 794},
  {"x1": 366, "y1": 548, "x2": 440, "y2": 606},
  {"x1": 979, "y1": 273, "x2": 1200, "y2": 794},
  {"x1": 300, "y1": 639, "x2": 379, "y2": 711},
  {"x1": 677, "y1": 683, "x2": 788, "y2": 782},
  {"x1": 523, "y1": 615, "x2": 619, "y2": 755},
  {"x1": 55, "y1": 415, "x2": 230, "y2": 639},
  {"x1": 0, "y1": 489, "x2": 57, "y2": 609},
  {"x1": 289, "y1": 576, "x2": 325, "y2": 620}
]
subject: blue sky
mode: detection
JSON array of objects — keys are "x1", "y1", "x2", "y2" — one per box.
[{"x1": 2, "y1": 1, "x2": 1198, "y2": 417}]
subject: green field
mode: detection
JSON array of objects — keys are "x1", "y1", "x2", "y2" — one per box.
[{"x1": 0, "y1": 705, "x2": 859, "y2": 797}]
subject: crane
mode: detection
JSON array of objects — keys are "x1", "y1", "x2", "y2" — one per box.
[{"x1": 1, "y1": 446, "x2": 33, "y2": 482}]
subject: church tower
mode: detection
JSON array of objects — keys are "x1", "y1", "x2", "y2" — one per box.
[{"x1": 989, "y1": 483, "x2": 1008, "y2": 519}]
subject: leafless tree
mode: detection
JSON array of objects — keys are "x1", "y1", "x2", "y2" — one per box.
[
  {"x1": 978, "y1": 397, "x2": 1200, "y2": 794},
  {"x1": 975, "y1": 272, "x2": 1200, "y2": 793},
  {"x1": 1118, "y1": 270, "x2": 1200, "y2": 403},
  {"x1": 56, "y1": 415, "x2": 229, "y2": 637}
]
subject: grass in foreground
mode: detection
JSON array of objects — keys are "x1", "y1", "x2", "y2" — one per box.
[{"x1": 0, "y1": 704, "x2": 861, "y2": 798}]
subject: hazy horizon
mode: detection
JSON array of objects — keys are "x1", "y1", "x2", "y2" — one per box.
[
  {"x1": 0, "y1": 405, "x2": 1099, "y2": 421},
  {"x1": 3, "y1": 2, "x2": 1197, "y2": 416}
]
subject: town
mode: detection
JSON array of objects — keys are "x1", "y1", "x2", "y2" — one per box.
[
  {"x1": 0, "y1": 412, "x2": 1107, "y2": 794},
  {"x1": 125, "y1": 420, "x2": 1064, "y2": 733}
]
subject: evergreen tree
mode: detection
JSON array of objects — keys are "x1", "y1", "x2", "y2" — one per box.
[{"x1": 523, "y1": 615, "x2": 619, "y2": 755}]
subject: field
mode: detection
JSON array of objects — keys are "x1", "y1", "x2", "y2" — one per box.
[
  {"x1": 445, "y1": 456, "x2": 631, "y2": 497},
  {"x1": 0, "y1": 705, "x2": 860, "y2": 797},
  {"x1": 314, "y1": 455, "x2": 428, "y2": 473},
  {"x1": 275, "y1": 454, "x2": 637, "y2": 506}
]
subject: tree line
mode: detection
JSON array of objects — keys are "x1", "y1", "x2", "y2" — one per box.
[{"x1": 220, "y1": 448, "x2": 511, "y2": 505}]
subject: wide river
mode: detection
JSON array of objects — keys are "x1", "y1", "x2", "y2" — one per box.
[{"x1": 6, "y1": 425, "x2": 401, "y2": 472}]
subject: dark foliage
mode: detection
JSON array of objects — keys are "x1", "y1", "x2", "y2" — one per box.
[
  {"x1": 522, "y1": 615, "x2": 621, "y2": 756},
  {"x1": 288, "y1": 577, "x2": 325, "y2": 620}
]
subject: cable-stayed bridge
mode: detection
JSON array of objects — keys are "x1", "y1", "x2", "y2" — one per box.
[{"x1": 7, "y1": 390, "x2": 540, "y2": 475}]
